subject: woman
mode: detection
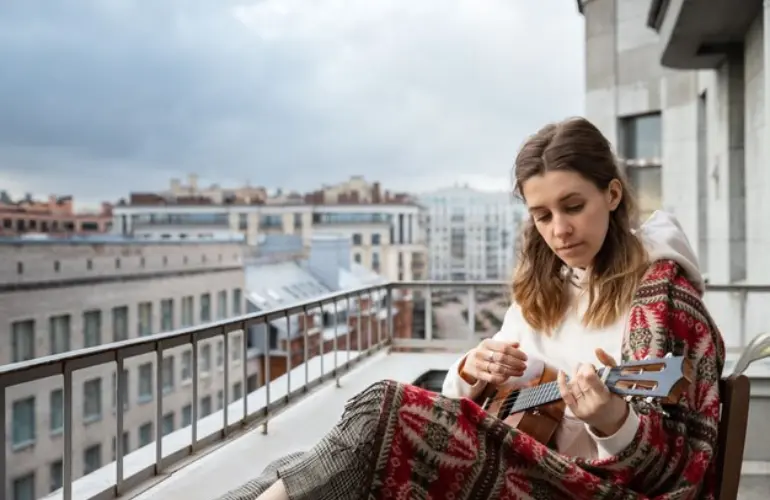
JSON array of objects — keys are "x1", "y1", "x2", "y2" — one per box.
[{"x1": 221, "y1": 117, "x2": 725, "y2": 500}]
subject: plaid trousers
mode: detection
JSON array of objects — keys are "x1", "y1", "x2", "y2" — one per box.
[{"x1": 216, "y1": 382, "x2": 384, "y2": 500}]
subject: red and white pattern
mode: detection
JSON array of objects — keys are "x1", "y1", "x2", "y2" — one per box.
[{"x1": 369, "y1": 259, "x2": 726, "y2": 499}]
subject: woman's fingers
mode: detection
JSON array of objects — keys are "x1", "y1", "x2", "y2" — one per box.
[
  {"x1": 595, "y1": 348, "x2": 618, "y2": 368},
  {"x1": 558, "y1": 370, "x2": 577, "y2": 407}
]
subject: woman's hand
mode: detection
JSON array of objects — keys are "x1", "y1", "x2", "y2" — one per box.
[
  {"x1": 557, "y1": 348, "x2": 629, "y2": 436},
  {"x1": 459, "y1": 339, "x2": 528, "y2": 385}
]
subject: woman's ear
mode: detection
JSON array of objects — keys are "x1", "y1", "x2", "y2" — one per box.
[{"x1": 607, "y1": 179, "x2": 623, "y2": 211}]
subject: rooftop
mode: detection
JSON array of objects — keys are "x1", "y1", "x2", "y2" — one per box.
[{"x1": 2, "y1": 280, "x2": 769, "y2": 500}]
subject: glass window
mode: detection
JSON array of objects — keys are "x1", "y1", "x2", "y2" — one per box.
[
  {"x1": 181, "y1": 350, "x2": 192, "y2": 381},
  {"x1": 200, "y1": 396, "x2": 212, "y2": 417},
  {"x1": 232, "y1": 381, "x2": 243, "y2": 401},
  {"x1": 83, "y1": 310, "x2": 102, "y2": 348},
  {"x1": 162, "y1": 356, "x2": 174, "y2": 393},
  {"x1": 216, "y1": 340, "x2": 224, "y2": 368},
  {"x1": 622, "y1": 113, "x2": 662, "y2": 159},
  {"x1": 83, "y1": 444, "x2": 101, "y2": 475},
  {"x1": 112, "y1": 306, "x2": 128, "y2": 341},
  {"x1": 200, "y1": 293, "x2": 211, "y2": 322},
  {"x1": 232, "y1": 288, "x2": 242, "y2": 315},
  {"x1": 217, "y1": 290, "x2": 227, "y2": 319},
  {"x1": 11, "y1": 320, "x2": 35, "y2": 362},
  {"x1": 50, "y1": 390, "x2": 63, "y2": 434},
  {"x1": 138, "y1": 363, "x2": 153, "y2": 402},
  {"x1": 181, "y1": 404, "x2": 192, "y2": 427},
  {"x1": 13, "y1": 473, "x2": 35, "y2": 500},
  {"x1": 49, "y1": 315, "x2": 71, "y2": 355},
  {"x1": 161, "y1": 299, "x2": 174, "y2": 332},
  {"x1": 139, "y1": 422, "x2": 153, "y2": 447},
  {"x1": 200, "y1": 344, "x2": 211, "y2": 373},
  {"x1": 138, "y1": 302, "x2": 153, "y2": 336},
  {"x1": 162, "y1": 412, "x2": 175, "y2": 436},
  {"x1": 181, "y1": 296, "x2": 194, "y2": 327},
  {"x1": 49, "y1": 460, "x2": 62, "y2": 493},
  {"x1": 83, "y1": 378, "x2": 102, "y2": 422},
  {"x1": 12, "y1": 397, "x2": 35, "y2": 447}
]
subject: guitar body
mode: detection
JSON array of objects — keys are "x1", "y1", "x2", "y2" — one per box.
[{"x1": 476, "y1": 365, "x2": 566, "y2": 447}]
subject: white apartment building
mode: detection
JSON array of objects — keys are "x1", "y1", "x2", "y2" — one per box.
[
  {"x1": 1, "y1": 235, "x2": 248, "y2": 500},
  {"x1": 111, "y1": 176, "x2": 427, "y2": 282},
  {"x1": 577, "y1": 0, "x2": 770, "y2": 345},
  {"x1": 419, "y1": 186, "x2": 526, "y2": 281}
]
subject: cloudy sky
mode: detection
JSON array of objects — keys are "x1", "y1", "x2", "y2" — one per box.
[{"x1": 0, "y1": 0, "x2": 585, "y2": 208}]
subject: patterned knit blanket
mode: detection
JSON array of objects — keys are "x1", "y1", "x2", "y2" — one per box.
[
  {"x1": 366, "y1": 259, "x2": 725, "y2": 500},
  {"x1": 218, "y1": 259, "x2": 725, "y2": 500}
]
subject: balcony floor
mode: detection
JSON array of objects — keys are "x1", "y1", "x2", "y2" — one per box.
[{"x1": 130, "y1": 350, "x2": 460, "y2": 499}]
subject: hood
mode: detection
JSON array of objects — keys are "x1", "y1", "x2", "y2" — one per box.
[
  {"x1": 635, "y1": 210, "x2": 705, "y2": 294},
  {"x1": 565, "y1": 210, "x2": 705, "y2": 295}
]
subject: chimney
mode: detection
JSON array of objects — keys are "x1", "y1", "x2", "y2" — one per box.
[{"x1": 372, "y1": 182, "x2": 381, "y2": 203}]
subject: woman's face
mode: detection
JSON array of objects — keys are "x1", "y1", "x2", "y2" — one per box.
[{"x1": 521, "y1": 170, "x2": 622, "y2": 269}]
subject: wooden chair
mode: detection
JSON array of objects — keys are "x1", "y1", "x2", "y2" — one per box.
[{"x1": 714, "y1": 375, "x2": 751, "y2": 500}]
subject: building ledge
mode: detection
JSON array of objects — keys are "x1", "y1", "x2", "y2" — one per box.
[{"x1": 650, "y1": 0, "x2": 762, "y2": 69}]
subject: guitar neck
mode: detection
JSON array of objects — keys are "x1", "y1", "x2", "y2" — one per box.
[{"x1": 511, "y1": 369, "x2": 614, "y2": 413}]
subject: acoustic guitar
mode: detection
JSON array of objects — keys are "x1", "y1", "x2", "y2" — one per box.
[{"x1": 474, "y1": 354, "x2": 693, "y2": 447}]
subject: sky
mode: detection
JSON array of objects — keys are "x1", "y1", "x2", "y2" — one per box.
[{"x1": 0, "y1": 0, "x2": 585, "y2": 208}]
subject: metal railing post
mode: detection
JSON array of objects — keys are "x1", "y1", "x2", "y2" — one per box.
[{"x1": 425, "y1": 285, "x2": 433, "y2": 341}]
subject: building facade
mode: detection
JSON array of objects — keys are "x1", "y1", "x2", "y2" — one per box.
[
  {"x1": 0, "y1": 194, "x2": 112, "y2": 237},
  {"x1": 1, "y1": 236, "x2": 248, "y2": 500},
  {"x1": 111, "y1": 176, "x2": 427, "y2": 282},
  {"x1": 419, "y1": 186, "x2": 526, "y2": 281},
  {"x1": 577, "y1": 0, "x2": 770, "y2": 346}
]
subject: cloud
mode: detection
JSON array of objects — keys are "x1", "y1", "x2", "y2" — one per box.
[{"x1": 0, "y1": 0, "x2": 585, "y2": 206}]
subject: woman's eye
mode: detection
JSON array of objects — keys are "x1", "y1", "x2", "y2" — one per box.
[
  {"x1": 535, "y1": 213, "x2": 551, "y2": 223},
  {"x1": 566, "y1": 204, "x2": 584, "y2": 213}
]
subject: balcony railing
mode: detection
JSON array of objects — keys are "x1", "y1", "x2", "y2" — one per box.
[{"x1": 2, "y1": 281, "x2": 769, "y2": 500}]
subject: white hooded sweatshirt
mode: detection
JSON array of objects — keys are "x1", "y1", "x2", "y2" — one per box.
[{"x1": 441, "y1": 211, "x2": 704, "y2": 460}]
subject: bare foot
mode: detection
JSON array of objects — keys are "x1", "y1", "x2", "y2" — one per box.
[{"x1": 255, "y1": 479, "x2": 289, "y2": 500}]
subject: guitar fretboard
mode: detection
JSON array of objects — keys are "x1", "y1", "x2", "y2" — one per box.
[{"x1": 510, "y1": 381, "x2": 562, "y2": 413}]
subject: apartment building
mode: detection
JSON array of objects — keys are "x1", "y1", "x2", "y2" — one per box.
[
  {"x1": 1, "y1": 235, "x2": 248, "y2": 500},
  {"x1": 111, "y1": 175, "x2": 427, "y2": 282},
  {"x1": 576, "y1": 0, "x2": 770, "y2": 344},
  {"x1": 0, "y1": 193, "x2": 112, "y2": 236},
  {"x1": 419, "y1": 186, "x2": 526, "y2": 281}
]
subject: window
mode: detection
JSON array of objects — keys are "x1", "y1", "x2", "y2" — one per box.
[
  {"x1": 182, "y1": 404, "x2": 192, "y2": 427},
  {"x1": 162, "y1": 356, "x2": 174, "y2": 393},
  {"x1": 83, "y1": 310, "x2": 102, "y2": 348},
  {"x1": 200, "y1": 293, "x2": 211, "y2": 322},
  {"x1": 12, "y1": 397, "x2": 35, "y2": 448},
  {"x1": 217, "y1": 390, "x2": 224, "y2": 410},
  {"x1": 216, "y1": 340, "x2": 224, "y2": 368},
  {"x1": 83, "y1": 378, "x2": 102, "y2": 422},
  {"x1": 181, "y1": 350, "x2": 192, "y2": 381},
  {"x1": 112, "y1": 431, "x2": 130, "y2": 459},
  {"x1": 181, "y1": 296, "x2": 194, "y2": 327},
  {"x1": 200, "y1": 344, "x2": 211, "y2": 373},
  {"x1": 138, "y1": 302, "x2": 153, "y2": 336},
  {"x1": 353, "y1": 253, "x2": 361, "y2": 264},
  {"x1": 50, "y1": 390, "x2": 63, "y2": 434},
  {"x1": 49, "y1": 460, "x2": 63, "y2": 493},
  {"x1": 161, "y1": 299, "x2": 174, "y2": 332},
  {"x1": 232, "y1": 288, "x2": 242, "y2": 315},
  {"x1": 11, "y1": 320, "x2": 35, "y2": 362},
  {"x1": 217, "y1": 290, "x2": 227, "y2": 319},
  {"x1": 49, "y1": 315, "x2": 71, "y2": 355},
  {"x1": 162, "y1": 412, "x2": 175, "y2": 436},
  {"x1": 621, "y1": 113, "x2": 662, "y2": 220},
  {"x1": 372, "y1": 252, "x2": 381, "y2": 273},
  {"x1": 13, "y1": 472, "x2": 35, "y2": 500},
  {"x1": 200, "y1": 396, "x2": 212, "y2": 417},
  {"x1": 139, "y1": 422, "x2": 153, "y2": 447},
  {"x1": 83, "y1": 444, "x2": 101, "y2": 474},
  {"x1": 231, "y1": 334, "x2": 241, "y2": 363},
  {"x1": 371, "y1": 234, "x2": 381, "y2": 245},
  {"x1": 352, "y1": 233, "x2": 362, "y2": 245},
  {"x1": 112, "y1": 369, "x2": 129, "y2": 411},
  {"x1": 112, "y1": 306, "x2": 128, "y2": 342},
  {"x1": 138, "y1": 363, "x2": 153, "y2": 403},
  {"x1": 232, "y1": 381, "x2": 243, "y2": 402}
]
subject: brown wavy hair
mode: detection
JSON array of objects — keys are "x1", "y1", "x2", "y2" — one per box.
[{"x1": 511, "y1": 117, "x2": 648, "y2": 333}]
